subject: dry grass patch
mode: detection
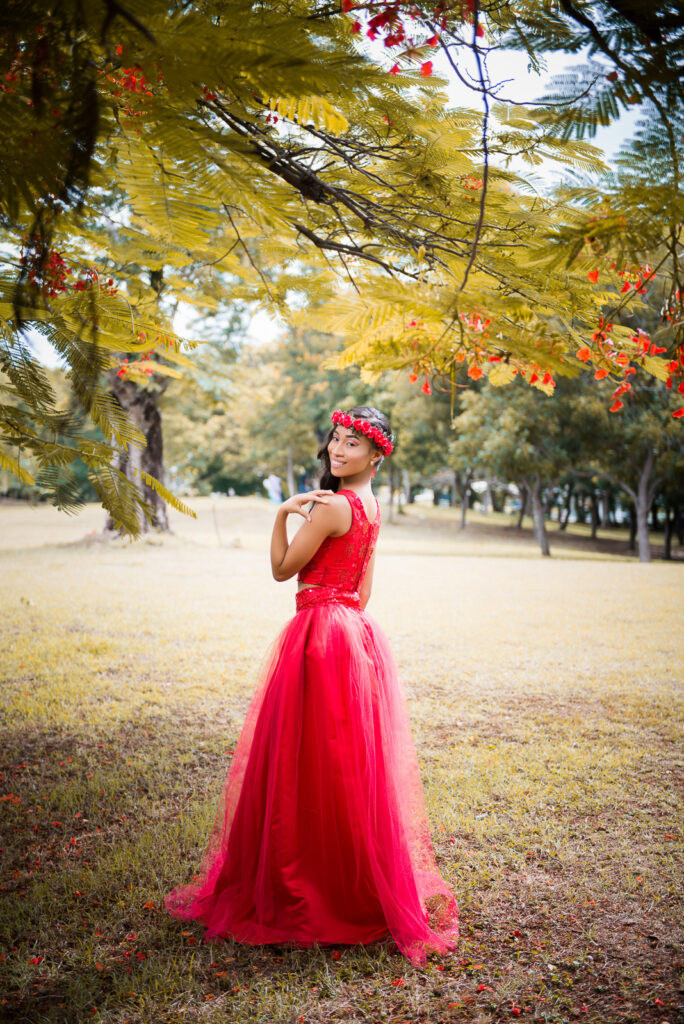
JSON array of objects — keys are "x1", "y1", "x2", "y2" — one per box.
[{"x1": 0, "y1": 499, "x2": 682, "y2": 1024}]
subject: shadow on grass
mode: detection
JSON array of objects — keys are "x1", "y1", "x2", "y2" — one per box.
[{"x1": 1, "y1": 687, "x2": 681, "y2": 1024}]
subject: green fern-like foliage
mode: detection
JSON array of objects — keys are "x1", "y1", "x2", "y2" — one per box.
[{"x1": 0, "y1": 0, "x2": 681, "y2": 536}]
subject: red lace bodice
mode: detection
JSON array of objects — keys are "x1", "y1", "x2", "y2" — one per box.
[{"x1": 297, "y1": 489, "x2": 380, "y2": 595}]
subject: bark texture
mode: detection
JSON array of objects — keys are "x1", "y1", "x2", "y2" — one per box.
[{"x1": 104, "y1": 372, "x2": 169, "y2": 534}]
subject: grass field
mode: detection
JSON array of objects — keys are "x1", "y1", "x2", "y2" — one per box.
[{"x1": 1, "y1": 497, "x2": 682, "y2": 1024}]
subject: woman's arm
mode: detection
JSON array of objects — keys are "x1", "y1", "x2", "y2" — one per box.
[
  {"x1": 359, "y1": 549, "x2": 376, "y2": 610},
  {"x1": 270, "y1": 490, "x2": 350, "y2": 581}
]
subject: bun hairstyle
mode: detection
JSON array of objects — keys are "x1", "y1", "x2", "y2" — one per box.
[{"x1": 318, "y1": 405, "x2": 393, "y2": 492}]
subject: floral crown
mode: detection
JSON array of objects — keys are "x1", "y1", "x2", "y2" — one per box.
[{"x1": 331, "y1": 410, "x2": 394, "y2": 455}]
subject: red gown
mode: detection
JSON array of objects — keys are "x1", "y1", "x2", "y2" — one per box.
[{"x1": 165, "y1": 488, "x2": 459, "y2": 964}]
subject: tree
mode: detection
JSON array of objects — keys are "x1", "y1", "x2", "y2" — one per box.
[
  {"x1": 1, "y1": 0, "x2": 681, "y2": 535},
  {"x1": 568, "y1": 381, "x2": 684, "y2": 561},
  {"x1": 452, "y1": 380, "x2": 579, "y2": 555}
]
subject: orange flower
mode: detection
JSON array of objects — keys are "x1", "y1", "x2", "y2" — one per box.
[
  {"x1": 576, "y1": 346, "x2": 591, "y2": 362},
  {"x1": 587, "y1": 269, "x2": 599, "y2": 283},
  {"x1": 420, "y1": 61, "x2": 433, "y2": 77},
  {"x1": 468, "y1": 364, "x2": 483, "y2": 380},
  {"x1": 609, "y1": 398, "x2": 623, "y2": 412}
]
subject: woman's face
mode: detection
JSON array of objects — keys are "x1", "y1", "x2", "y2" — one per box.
[{"x1": 328, "y1": 426, "x2": 378, "y2": 478}]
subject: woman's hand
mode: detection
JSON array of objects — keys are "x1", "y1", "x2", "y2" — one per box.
[{"x1": 280, "y1": 490, "x2": 334, "y2": 522}]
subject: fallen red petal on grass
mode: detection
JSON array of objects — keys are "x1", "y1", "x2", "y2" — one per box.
[
  {"x1": 28, "y1": 956, "x2": 44, "y2": 964},
  {"x1": 654, "y1": 998, "x2": 665, "y2": 1006},
  {"x1": 392, "y1": 978, "x2": 405, "y2": 987}
]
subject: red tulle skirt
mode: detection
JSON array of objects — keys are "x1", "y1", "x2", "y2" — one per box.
[{"x1": 165, "y1": 586, "x2": 458, "y2": 965}]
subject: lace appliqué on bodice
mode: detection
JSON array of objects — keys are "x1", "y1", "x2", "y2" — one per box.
[{"x1": 297, "y1": 489, "x2": 380, "y2": 596}]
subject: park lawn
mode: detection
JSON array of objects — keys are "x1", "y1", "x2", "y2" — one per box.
[{"x1": 0, "y1": 498, "x2": 682, "y2": 1024}]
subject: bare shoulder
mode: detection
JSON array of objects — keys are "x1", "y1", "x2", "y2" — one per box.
[{"x1": 310, "y1": 492, "x2": 352, "y2": 534}]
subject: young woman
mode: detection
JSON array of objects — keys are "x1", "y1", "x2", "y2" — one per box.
[{"x1": 165, "y1": 406, "x2": 459, "y2": 965}]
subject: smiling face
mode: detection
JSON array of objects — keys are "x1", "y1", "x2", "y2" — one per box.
[{"x1": 328, "y1": 425, "x2": 380, "y2": 481}]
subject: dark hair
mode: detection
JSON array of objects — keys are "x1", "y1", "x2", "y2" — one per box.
[{"x1": 317, "y1": 406, "x2": 393, "y2": 492}]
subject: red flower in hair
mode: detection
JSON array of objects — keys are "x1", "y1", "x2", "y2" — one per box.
[
  {"x1": 353, "y1": 418, "x2": 364, "y2": 430},
  {"x1": 361, "y1": 420, "x2": 370, "y2": 431},
  {"x1": 342, "y1": 414, "x2": 352, "y2": 428}
]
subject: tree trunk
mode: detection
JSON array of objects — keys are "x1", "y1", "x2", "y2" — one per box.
[
  {"x1": 676, "y1": 508, "x2": 684, "y2": 546},
  {"x1": 628, "y1": 508, "x2": 636, "y2": 551},
  {"x1": 104, "y1": 373, "x2": 169, "y2": 534},
  {"x1": 516, "y1": 481, "x2": 526, "y2": 530},
  {"x1": 634, "y1": 446, "x2": 655, "y2": 563},
  {"x1": 402, "y1": 468, "x2": 411, "y2": 505},
  {"x1": 527, "y1": 476, "x2": 550, "y2": 556},
  {"x1": 589, "y1": 489, "x2": 599, "y2": 540},
  {"x1": 456, "y1": 468, "x2": 472, "y2": 530},
  {"x1": 481, "y1": 477, "x2": 493, "y2": 514},
  {"x1": 663, "y1": 506, "x2": 673, "y2": 561},
  {"x1": 600, "y1": 490, "x2": 610, "y2": 527},
  {"x1": 449, "y1": 468, "x2": 457, "y2": 507},
  {"x1": 559, "y1": 481, "x2": 573, "y2": 531}
]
